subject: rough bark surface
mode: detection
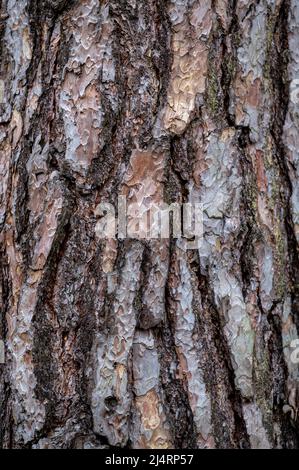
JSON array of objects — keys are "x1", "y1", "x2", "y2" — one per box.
[{"x1": 0, "y1": 0, "x2": 299, "y2": 449}]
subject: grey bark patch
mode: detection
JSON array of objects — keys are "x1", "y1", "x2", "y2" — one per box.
[{"x1": 0, "y1": 340, "x2": 4, "y2": 364}]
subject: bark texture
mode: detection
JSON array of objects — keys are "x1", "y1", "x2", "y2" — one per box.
[{"x1": 0, "y1": 0, "x2": 299, "y2": 449}]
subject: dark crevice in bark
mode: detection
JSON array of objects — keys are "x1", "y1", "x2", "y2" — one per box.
[
  {"x1": 267, "y1": 308, "x2": 298, "y2": 448},
  {"x1": 135, "y1": 244, "x2": 154, "y2": 330},
  {"x1": 0, "y1": 4, "x2": 8, "y2": 52},
  {"x1": 270, "y1": 0, "x2": 299, "y2": 335},
  {"x1": 0, "y1": 378, "x2": 12, "y2": 448},
  {"x1": 43, "y1": 0, "x2": 77, "y2": 16},
  {"x1": 151, "y1": 0, "x2": 173, "y2": 121},
  {"x1": 169, "y1": 135, "x2": 191, "y2": 203},
  {"x1": 266, "y1": 0, "x2": 299, "y2": 445},
  {"x1": 30, "y1": 210, "x2": 101, "y2": 447},
  {"x1": 0, "y1": 249, "x2": 12, "y2": 448},
  {"x1": 0, "y1": 248, "x2": 9, "y2": 344},
  {"x1": 14, "y1": 5, "x2": 63, "y2": 264},
  {"x1": 220, "y1": 1, "x2": 239, "y2": 127},
  {"x1": 32, "y1": 199, "x2": 75, "y2": 439},
  {"x1": 237, "y1": 125, "x2": 259, "y2": 298},
  {"x1": 206, "y1": 23, "x2": 224, "y2": 124},
  {"x1": 158, "y1": 339, "x2": 198, "y2": 449},
  {"x1": 191, "y1": 255, "x2": 251, "y2": 449},
  {"x1": 239, "y1": 226, "x2": 257, "y2": 297},
  {"x1": 157, "y1": 241, "x2": 198, "y2": 449},
  {"x1": 27, "y1": 1, "x2": 47, "y2": 88}
]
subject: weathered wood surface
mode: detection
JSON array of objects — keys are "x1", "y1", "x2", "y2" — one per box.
[{"x1": 0, "y1": 0, "x2": 299, "y2": 449}]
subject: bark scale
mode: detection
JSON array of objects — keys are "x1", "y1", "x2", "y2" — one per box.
[{"x1": 0, "y1": 0, "x2": 299, "y2": 449}]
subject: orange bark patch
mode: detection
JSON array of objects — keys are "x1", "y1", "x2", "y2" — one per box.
[
  {"x1": 135, "y1": 390, "x2": 172, "y2": 448},
  {"x1": 255, "y1": 150, "x2": 267, "y2": 193},
  {"x1": 247, "y1": 78, "x2": 261, "y2": 107},
  {"x1": 124, "y1": 149, "x2": 165, "y2": 190}
]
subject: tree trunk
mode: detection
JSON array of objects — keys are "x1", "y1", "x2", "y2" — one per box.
[{"x1": 0, "y1": 0, "x2": 299, "y2": 449}]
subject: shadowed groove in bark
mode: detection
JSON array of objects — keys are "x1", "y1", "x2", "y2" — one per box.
[
  {"x1": 190, "y1": 253, "x2": 251, "y2": 449},
  {"x1": 158, "y1": 240, "x2": 198, "y2": 449},
  {"x1": 267, "y1": 0, "x2": 299, "y2": 445},
  {"x1": 269, "y1": 0, "x2": 299, "y2": 336}
]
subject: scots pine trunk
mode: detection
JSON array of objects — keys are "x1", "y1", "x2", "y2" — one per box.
[{"x1": 0, "y1": 0, "x2": 299, "y2": 449}]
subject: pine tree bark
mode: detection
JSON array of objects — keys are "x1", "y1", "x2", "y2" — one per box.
[{"x1": 0, "y1": 0, "x2": 299, "y2": 449}]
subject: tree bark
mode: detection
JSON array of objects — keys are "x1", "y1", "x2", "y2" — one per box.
[{"x1": 0, "y1": 0, "x2": 299, "y2": 449}]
